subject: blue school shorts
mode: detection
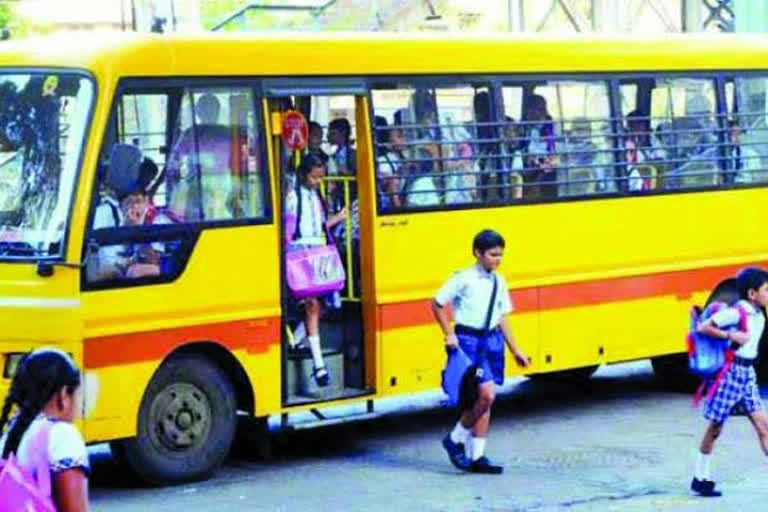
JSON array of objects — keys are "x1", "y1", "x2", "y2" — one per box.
[{"x1": 457, "y1": 328, "x2": 506, "y2": 386}]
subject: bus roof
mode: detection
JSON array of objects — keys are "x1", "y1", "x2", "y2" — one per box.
[{"x1": 0, "y1": 31, "x2": 767, "y2": 77}]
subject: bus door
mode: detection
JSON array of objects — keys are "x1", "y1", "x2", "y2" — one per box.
[{"x1": 263, "y1": 80, "x2": 376, "y2": 406}]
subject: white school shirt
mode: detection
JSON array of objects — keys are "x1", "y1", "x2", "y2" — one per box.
[
  {"x1": 0, "y1": 415, "x2": 90, "y2": 489},
  {"x1": 710, "y1": 299, "x2": 765, "y2": 360},
  {"x1": 435, "y1": 264, "x2": 513, "y2": 331},
  {"x1": 284, "y1": 185, "x2": 326, "y2": 246}
]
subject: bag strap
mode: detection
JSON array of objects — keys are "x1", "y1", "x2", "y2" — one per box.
[
  {"x1": 293, "y1": 177, "x2": 336, "y2": 246},
  {"x1": 483, "y1": 273, "x2": 498, "y2": 332},
  {"x1": 105, "y1": 199, "x2": 120, "y2": 227},
  {"x1": 292, "y1": 176, "x2": 302, "y2": 241},
  {"x1": 29, "y1": 419, "x2": 53, "y2": 497},
  {"x1": 735, "y1": 303, "x2": 749, "y2": 332}
]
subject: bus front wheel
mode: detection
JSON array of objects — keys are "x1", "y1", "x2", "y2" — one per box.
[
  {"x1": 122, "y1": 354, "x2": 237, "y2": 485},
  {"x1": 651, "y1": 353, "x2": 697, "y2": 389}
]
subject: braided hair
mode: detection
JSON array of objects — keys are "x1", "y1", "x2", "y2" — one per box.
[{"x1": 0, "y1": 349, "x2": 80, "y2": 458}]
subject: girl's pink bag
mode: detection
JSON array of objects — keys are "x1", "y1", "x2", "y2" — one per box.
[
  {"x1": 285, "y1": 244, "x2": 346, "y2": 299},
  {"x1": 0, "y1": 422, "x2": 56, "y2": 512}
]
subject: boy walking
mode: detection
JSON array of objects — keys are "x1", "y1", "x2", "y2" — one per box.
[
  {"x1": 432, "y1": 229, "x2": 529, "y2": 474},
  {"x1": 692, "y1": 267, "x2": 768, "y2": 496}
]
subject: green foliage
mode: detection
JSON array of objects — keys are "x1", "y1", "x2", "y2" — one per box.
[{"x1": 0, "y1": 3, "x2": 12, "y2": 29}]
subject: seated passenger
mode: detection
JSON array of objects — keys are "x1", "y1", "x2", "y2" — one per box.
[
  {"x1": 473, "y1": 91, "x2": 500, "y2": 200},
  {"x1": 441, "y1": 113, "x2": 477, "y2": 205},
  {"x1": 375, "y1": 116, "x2": 404, "y2": 210},
  {"x1": 625, "y1": 138, "x2": 651, "y2": 192},
  {"x1": 665, "y1": 116, "x2": 719, "y2": 188},
  {"x1": 118, "y1": 185, "x2": 174, "y2": 278},
  {"x1": 88, "y1": 146, "x2": 173, "y2": 282},
  {"x1": 727, "y1": 119, "x2": 763, "y2": 184},
  {"x1": 392, "y1": 108, "x2": 440, "y2": 208},
  {"x1": 626, "y1": 110, "x2": 666, "y2": 161},
  {"x1": 167, "y1": 93, "x2": 235, "y2": 221},
  {"x1": 521, "y1": 94, "x2": 558, "y2": 197}
]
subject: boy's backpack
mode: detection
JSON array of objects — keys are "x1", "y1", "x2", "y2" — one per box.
[
  {"x1": 687, "y1": 300, "x2": 748, "y2": 406},
  {"x1": 0, "y1": 422, "x2": 56, "y2": 512}
]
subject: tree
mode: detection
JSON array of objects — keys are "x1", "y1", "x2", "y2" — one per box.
[
  {"x1": 0, "y1": 2, "x2": 31, "y2": 39},
  {"x1": 0, "y1": 3, "x2": 12, "y2": 33}
]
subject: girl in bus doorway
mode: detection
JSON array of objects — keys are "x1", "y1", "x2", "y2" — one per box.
[
  {"x1": 284, "y1": 154, "x2": 346, "y2": 386},
  {"x1": 432, "y1": 229, "x2": 530, "y2": 473}
]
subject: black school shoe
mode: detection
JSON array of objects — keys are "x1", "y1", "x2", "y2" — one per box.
[
  {"x1": 690, "y1": 477, "x2": 722, "y2": 497},
  {"x1": 441, "y1": 435, "x2": 469, "y2": 470},
  {"x1": 468, "y1": 456, "x2": 504, "y2": 474}
]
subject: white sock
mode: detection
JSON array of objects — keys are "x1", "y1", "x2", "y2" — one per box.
[
  {"x1": 471, "y1": 437, "x2": 487, "y2": 461},
  {"x1": 449, "y1": 422, "x2": 471, "y2": 445},
  {"x1": 293, "y1": 322, "x2": 307, "y2": 344},
  {"x1": 307, "y1": 335, "x2": 324, "y2": 369},
  {"x1": 695, "y1": 452, "x2": 711, "y2": 480}
]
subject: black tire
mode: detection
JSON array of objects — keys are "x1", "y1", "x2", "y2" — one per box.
[
  {"x1": 122, "y1": 354, "x2": 237, "y2": 485},
  {"x1": 651, "y1": 353, "x2": 698, "y2": 389}
]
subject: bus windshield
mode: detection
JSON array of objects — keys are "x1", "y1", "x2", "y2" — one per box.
[{"x1": 0, "y1": 72, "x2": 93, "y2": 259}]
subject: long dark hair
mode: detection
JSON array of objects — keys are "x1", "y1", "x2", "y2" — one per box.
[{"x1": 0, "y1": 349, "x2": 81, "y2": 458}]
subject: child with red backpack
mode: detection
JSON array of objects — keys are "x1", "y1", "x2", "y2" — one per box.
[
  {"x1": 690, "y1": 267, "x2": 768, "y2": 497},
  {"x1": 0, "y1": 349, "x2": 90, "y2": 511}
]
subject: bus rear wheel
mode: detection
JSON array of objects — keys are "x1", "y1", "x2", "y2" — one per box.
[
  {"x1": 651, "y1": 353, "x2": 697, "y2": 389},
  {"x1": 121, "y1": 354, "x2": 237, "y2": 485}
]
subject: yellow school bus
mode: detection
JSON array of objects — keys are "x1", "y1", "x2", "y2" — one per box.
[{"x1": 0, "y1": 31, "x2": 767, "y2": 484}]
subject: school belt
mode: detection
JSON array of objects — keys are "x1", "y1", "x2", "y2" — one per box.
[
  {"x1": 454, "y1": 324, "x2": 499, "y2": 337},
  {"x1": 733, "y1": 356, "x2": 756, "y2": 367}
]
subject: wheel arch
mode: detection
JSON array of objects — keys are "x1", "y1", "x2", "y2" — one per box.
[{"x1": 160, "y1": 341, "x2": 255, "y2": 415}]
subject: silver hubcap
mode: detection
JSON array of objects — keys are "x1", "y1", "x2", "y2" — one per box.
[{"x1": 149, "y1": 382, "x2": 211, "y2": 451}]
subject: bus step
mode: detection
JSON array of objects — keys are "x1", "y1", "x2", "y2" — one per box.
[{"x1": 283, "y1": 410, "x2": 382, "y2": 431}]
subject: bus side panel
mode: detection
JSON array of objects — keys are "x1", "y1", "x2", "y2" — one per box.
[
  {"x1": 82, "y1": 225, "x2": 281, "y2": 443},
  {"x1": 373, "y1": 187, "x2": 768, "y2": 379}
]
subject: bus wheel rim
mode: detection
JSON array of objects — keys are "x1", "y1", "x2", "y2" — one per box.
[{"x1": 148, "y1": 382, "x2": 212, "y2": 451}]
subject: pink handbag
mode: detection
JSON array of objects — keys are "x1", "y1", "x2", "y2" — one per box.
[
  {"x1": 285, "y1": 244, "x2": 346, "y2": 299},
  {"x1": 0, "y1": 422, "x2": 56, "y2": 512},
  {"x1": 284, "y1": 184, "x2": 346, "y2": 299}
]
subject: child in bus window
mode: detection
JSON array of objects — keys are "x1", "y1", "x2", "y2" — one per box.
[
  {"x1": 521, "y1": 94, "x2": 558, "y2": 198},
  {"x1": 0, "y1": 349, "x2": 90, "y2": 512},
  {"x1": 442, "y1": 113, "x2": 477, "y2": 205},
  {"x1": 375, "y1": 116, "x2": 403, "y2": 210}
]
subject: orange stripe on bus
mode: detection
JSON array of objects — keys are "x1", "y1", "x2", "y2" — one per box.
[
  {"x1": 378, "y1": 262, "x2": 766, "y2": 331},
  {"x1": 84, "y1": 317, "x2": 280, "y2": 369}
]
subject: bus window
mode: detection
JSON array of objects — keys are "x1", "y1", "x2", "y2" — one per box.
[
  {"x1": 84, "y1": 83, "x2": 269, "y2": 287},
  {"x1": 729, "y1": 76, "x2": 768, "y2": 184},
  {"x1": 167, "y1": 87, "x2": 265, "y2": 222},
  {"x1": 504, "y1": 80, "x2": 613, "y2": 198},
  {"x1": 371, "y1": 82, "x2": 494, "y2": 210},
  {"x1": 647, "y1": 78, "x2": 720, "y2": 189}
]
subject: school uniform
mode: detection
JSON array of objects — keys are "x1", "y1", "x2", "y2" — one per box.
[
  {"x1": 435, "y1": 264, "x2": 513, "y2": 386},
  {"x1": 704, "y1": 300, "x2": 765, "y2": 423}
]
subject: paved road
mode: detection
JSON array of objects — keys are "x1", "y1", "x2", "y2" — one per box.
[{"x1": 89, "y1": 361, "x2": 768, "y2": 511}]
